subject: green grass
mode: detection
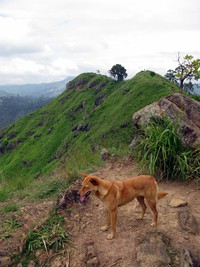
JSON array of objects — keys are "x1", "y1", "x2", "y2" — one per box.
[
  {"x1": 11, "y1": 210, "x2": 70, "y2": 266},
  {"x1": 133, "y1": 116, "x2": 200, "y2": 180},
  {"x1": 2, "y1": 202, "x2": 20, "y2": 213},
  {"x1": 0, "y1": 216, "x2": 22, "y2": 240},
  {"x1": 0, "y1": 70, "x2": 178, "y2": 209},
  {"x1": 0, "y1": 71, "x2": 176, "y2": 182}
]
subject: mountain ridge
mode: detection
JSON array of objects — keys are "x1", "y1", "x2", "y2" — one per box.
[{"x1": 0, "y1": 70, "x2": 177, "y2": 182}]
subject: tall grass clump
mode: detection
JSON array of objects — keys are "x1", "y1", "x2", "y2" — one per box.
[{"x1": 134, "y1": 116, "x2": 199, "y2": 180}]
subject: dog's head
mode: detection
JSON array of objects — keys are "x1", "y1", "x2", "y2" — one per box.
[{"x1": 79, "y1": 173, "x2": 100, "y2": 202}]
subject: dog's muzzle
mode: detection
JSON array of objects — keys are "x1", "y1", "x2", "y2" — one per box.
[{"x1": 80, "y1": 191, "x2": 91, "y2": 202}]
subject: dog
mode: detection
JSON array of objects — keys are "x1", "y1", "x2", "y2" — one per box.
[{"x1": 79, "y1": 173, "x2": 167, "y2": 239}]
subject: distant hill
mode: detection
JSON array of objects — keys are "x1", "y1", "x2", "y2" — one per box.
[
  {"x1": 194, "y1": 84, "x2": 200, "y2": 95},
  {"x1": 0, "y1": 70, "x2": 177, "y2": 180},
  {"x1": 0, "y1": 89, "x2": 11, "y2": 97},
  {"x1": 0, "y1": 76, "x2": 74, "y2": 98},
  {"x1": 0, "y1": 95, "x2": 52, "y2": 129}
]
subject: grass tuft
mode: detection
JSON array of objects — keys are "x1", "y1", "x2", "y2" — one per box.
[
  {"x1": 11, "y1": 210, "x2": 70, "y2": 266},
  {"x1": 133, "y1": 116, "x2": 199, "y2": 180}
]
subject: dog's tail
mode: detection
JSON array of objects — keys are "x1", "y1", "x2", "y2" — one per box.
[{"x1": 158, "y1": 192, "x2": 168, "y2": 200}]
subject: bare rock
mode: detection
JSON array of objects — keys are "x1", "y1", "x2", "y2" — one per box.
[
  {"x1": 132, "y1": 93, "x2": 200, "y2": 147},
  {"x1": 169, "y1": 198, "x2": 188, "y2": 208},
  {"x1": 84, "y1": 242, "x2": 99, "y2": 267},
  {"x1": 56, "y1": 188, "x2": 80, "y2": 210},
  {"x1": 50, "y1": 256, "x2": 64, "y2": 267},
  {"x1": 136, "y1": 232, "x2": 171, "y2": 267},
  {"x1": 0, "y1": 256, "x2": 11, "y2": 267},
  {"x1": 180, "y1": 249, "x2": 200, "y2": 267},
  {"x1": 27, "y1": 260, "x2": 36, "y2": 267},
  {"x1": 178, "y1": 210, "x2": 199, "y2": 235},
  {"x1": 86, "y1": 257, "x2": 99, "y2": 266},
  {"x1": 101, "y1": 148, "x2": 110, "y2": 161}
]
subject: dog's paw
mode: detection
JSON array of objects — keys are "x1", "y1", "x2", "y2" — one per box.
[
  {"x1": 151, "y1": 222, "x2": 157, "y2": 227},
  {"x1": 106, "y1": 233, "x2": 114, "y2": 240},
  {"x1": 101, "y1": 225, "x2": 109, "y2": 231}
]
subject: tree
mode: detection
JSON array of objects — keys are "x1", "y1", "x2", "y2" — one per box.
[
  {"x1": 164, "y1": 69, "x2": 178, "y2": 85},
  {"x1": 166, "y1": 54, "x2": 200, "y2": 93},
  {"x1": 109, "y1": 64, "x2": 128, "y2": 81}
]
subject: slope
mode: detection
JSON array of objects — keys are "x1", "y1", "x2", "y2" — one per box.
[{"x1": 0, "y1": 71, "x2": 177, "y2": 183}]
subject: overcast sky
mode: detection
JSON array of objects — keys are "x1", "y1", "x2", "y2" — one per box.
[{"x1": 0, "y1": 0, "x2": 199, "y2": 84}]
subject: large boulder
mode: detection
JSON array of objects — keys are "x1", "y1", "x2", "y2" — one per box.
[{"x1": 132, "y1": 93, "x2": 200, "y2": 147}]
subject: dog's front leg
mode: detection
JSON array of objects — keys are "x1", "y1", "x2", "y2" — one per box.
[
  {"x1": 107, "y1": 209, "x2": 117, "y2": 240},
  {"x1": 101, "y1": 209, "x2": 110, "y2": 231}
]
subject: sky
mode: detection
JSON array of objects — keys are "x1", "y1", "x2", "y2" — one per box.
[{"x1": 0, "y1": 0, "x2": 199, "y2": 85}]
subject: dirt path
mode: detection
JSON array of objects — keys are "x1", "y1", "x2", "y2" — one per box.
[
  {"x1": 63, "y1": 159, "x2": 200, "y2": 267},
  {"x1": 1, "y1": 159, "x2": 200, "y2": 266}
]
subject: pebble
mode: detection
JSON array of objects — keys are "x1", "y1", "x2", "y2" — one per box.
[{"x1": 169, "y1": 198, "x2": 188, "y2": 208}]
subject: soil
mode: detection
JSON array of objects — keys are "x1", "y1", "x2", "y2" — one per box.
[{"x1": 1, "y1": 158, "x2": 200, "y2": 267}]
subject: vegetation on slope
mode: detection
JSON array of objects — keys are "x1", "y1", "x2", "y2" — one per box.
[{"x1": 0, "y1": 70, "x2": 177, "y2": 203}]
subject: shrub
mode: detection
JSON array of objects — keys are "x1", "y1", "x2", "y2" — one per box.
[{"x1": 134, "y1": 116, "x2": 199, "y2": 180}]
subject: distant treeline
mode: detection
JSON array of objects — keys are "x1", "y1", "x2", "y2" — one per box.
[{"x1": 0, "y1": 95, "x2": 52, "y2": 129}]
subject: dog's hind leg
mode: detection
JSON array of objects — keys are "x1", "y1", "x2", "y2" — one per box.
[
  {"x1": 136, "y1": 196, "x2": 147, "y2": 219},
  {"x1": 146, "y1": 200, "x2": 158, "y2": 226}
]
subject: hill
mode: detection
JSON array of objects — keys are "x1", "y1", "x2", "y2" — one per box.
[
  {"x1": 0, "y1": 76, "x2": 74, "y2": 98},
  {"x1": 0, "y1": 90, "x2": 11, "y2": 97},
  {"x1": 0, "y1": 95, "x2": 52, "y2": 129},
  {"x1": 0, "y1": 70, "x2": 177, "y2": 184}
]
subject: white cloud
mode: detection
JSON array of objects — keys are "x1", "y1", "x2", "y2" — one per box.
[{"x1": 0, "y1": 0, "x2": 199, "y2": 84}]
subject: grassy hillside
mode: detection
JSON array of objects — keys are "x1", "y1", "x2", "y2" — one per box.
[{"x1": 0, "y1": 71, "x2": 177, "y2": 192}]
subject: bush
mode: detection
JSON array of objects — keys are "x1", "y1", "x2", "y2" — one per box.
[{"x1": 134, "y1": 116, "x2": 199, "y2": 180}]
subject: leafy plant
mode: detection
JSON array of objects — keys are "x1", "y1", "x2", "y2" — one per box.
[{"x1": 134, "y1": 116, "x2": 199, "y2": 180}]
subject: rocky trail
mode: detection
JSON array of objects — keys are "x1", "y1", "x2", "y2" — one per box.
[{"x1": 1, "y1": 159, "x2": 200, "y2": 266}]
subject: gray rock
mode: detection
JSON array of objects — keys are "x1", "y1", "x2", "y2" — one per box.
[
  {"x1": 179, "y1": 249, "x2": 200, "y2": 267},
  {"x1": 132, "y1": 93, "x2": 200, "y2": 147},
  {"x1": 101, "y1": 148, "x2": 109, "y2": 161},
  {"x1": 136, "y1": 232, "x2": 171, "y2": 267},
  {"x1": 178, "y1": 210, "x2": 199, "y2": 235}
]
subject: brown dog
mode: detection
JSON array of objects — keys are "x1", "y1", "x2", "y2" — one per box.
[{"x1": 79, "y1": 173, "x2": 167, "y2": 239}]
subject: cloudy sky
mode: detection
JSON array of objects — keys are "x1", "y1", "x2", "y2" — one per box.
[{"x1": 0, "y1": 0, "x2": 199, "y2": 84}]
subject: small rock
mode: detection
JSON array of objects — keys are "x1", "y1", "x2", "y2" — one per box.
[
  {"x1": 169, "y1": 198, "x2": 188, "y2": 208},
  {"x1": 86, "y1": 257, "x2": 99, "y2": 266},
  {"x1": 81, "y1": 223, "x2": 87, "y2": 230},
  {"x1": 28, "y1": 260, "x2": 36, "y2": 267},
  {"x1": 50, "y1": 256, "x2": 63, "y2": 267},
  {"x1": 87, "y1": 245, "x2": 96, "y2": 258},
  {"x1": 84, "y1": 243, "x2": 99, "y2": 266},
  {"x1": 101, "y1": 148, "x2": 109, "y2": 161},
  {"x1": 178, "y1": 210, "x2": 199, "y2": 235},
  {"x1": 0, "y1": 256, "x2": 11, "y2": 267}
]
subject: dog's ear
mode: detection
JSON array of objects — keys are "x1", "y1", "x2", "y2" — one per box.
[
  {"x1": 89, "y1": 178, "x2": 99, "y2": 186},
  {"x1": 80, "y1": 172, "x2": 88, "y2": 178}
]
